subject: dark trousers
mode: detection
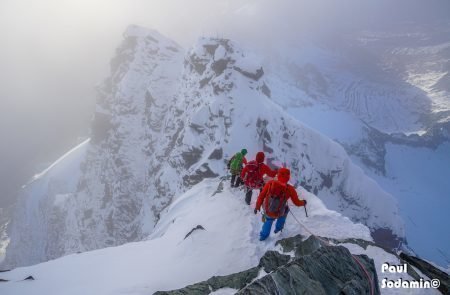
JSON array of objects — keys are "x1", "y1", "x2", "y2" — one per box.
[
  {"x1": 231, "y1": 174, "x2": 243, "y2": 187},
  {"x1": 245, "y1": 185, "x2": 264, "y2": 205}
]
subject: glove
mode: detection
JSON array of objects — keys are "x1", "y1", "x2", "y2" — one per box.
[
  {"x1": 303, "y1": 199, "x2": 307, "y2": 206},
  {"x1": 254, "y1": 209, "x2": 259, "y2": 215}
]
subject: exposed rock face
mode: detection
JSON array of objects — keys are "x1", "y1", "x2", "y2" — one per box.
[
  {"x1": 240, "y1": 246, "x2": 378, "y2": 295},
  {"x1": 154, "y1": 235, "x2": 380, "y2": 295},
  {"x1": 154, "y1": 267, "x2": 261, "y2": 295},
  {"x1": 258, "y1": 251, "x2": 290, "y2": 273}
]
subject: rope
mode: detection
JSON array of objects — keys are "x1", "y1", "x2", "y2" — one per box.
[{"x1": 288, "y1": 210, "x2": 375, "y2": 295}]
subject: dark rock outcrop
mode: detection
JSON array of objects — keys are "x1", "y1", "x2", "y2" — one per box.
[
  {"x1": 182, "y1": 163, "x2": 219, "y2": 187},
  {"x1": 233, "y1": 66, "x2": 264, "y2": 81},
  {"x1": 184, "y1": 225, "x2": 205, "y2": 240},
  {"x1": 154, "y1": 267, "x2": 260, "y2": 295},
  {"x1": 275, "y1": 234, "x2": 305, "y2": 253},
  {"x1": 154, "y1": 235, "x2": 380, "y2": 295},
  {"x1": 400, "y1": 252, "x2": 450, "y2": 295},
  {"x1": 258, "y1": 251, "x2": 290, "y2": 273},
  {"x1": 207, "y1": 148, "x2": 223, "y2": 160},
  {"x1": 239, "y1": 246, "x2": 379, "y2": 295}
]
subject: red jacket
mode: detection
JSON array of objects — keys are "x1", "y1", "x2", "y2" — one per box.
[
  {"x1": 240, "y1": 161, "x2": 277, "y2": 188},
  {"x1": 256, "y1": 180, "x2": 306, "y2": 218}
]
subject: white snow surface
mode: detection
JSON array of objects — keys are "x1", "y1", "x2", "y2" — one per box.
[
  {"x1": 0, "y1": 178, "x2": 381, "y2": 295},
  {"x1": 3, "y1": 26, "x2": 404, "y2": 269}
]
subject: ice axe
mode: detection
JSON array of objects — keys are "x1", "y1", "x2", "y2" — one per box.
[
  {"x1": 292, "y1": 189, "x2": 308, "y2": 218},
  {"x1": 297, "y1": 184, "x2": 308, "y2": 217}
]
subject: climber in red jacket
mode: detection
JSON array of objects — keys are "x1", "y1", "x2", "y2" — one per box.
[
  {"x1": 254, "y1": 167, "x2": 307, "y2": 240},
  {"x1": 240, "y1": 151, "x2": 277, "y2": 205}
]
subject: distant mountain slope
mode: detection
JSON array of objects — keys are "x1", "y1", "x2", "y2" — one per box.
[{"x1": 262, "y1": 24, "x2": 450, "y2": 268}]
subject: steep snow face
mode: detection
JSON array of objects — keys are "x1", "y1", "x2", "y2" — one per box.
[
  {"x1": 172, "y1": 37, "x2": 404, "y2": 239},
  {"x1": 62, "y1": 25, "x2": 186, "y2": 252},
  {"x1": 0, "y1": 179, "x2": 433, "y2": 295},
  {"x1": 3, "y1": 25, "x2": 186, "y2": 268},
  {"x1": 3, "y1": 27, "x2": 404, "y2": 268},
  {"x1": 3, "y1": 139, "x2": 89, "y2": 268}
]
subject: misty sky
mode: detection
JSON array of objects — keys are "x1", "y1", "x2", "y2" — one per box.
[{"x1": 0, "y1": 0, "x2": 449, "y2": 208}]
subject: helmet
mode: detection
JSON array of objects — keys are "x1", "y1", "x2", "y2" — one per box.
[
  {"x1": 277, "y1": 167, "x2": 290, "y2": 184},
  {"x1": 256, "y1": 151, "x2": 265, "y2": 163},
  {"x1": 241, "y1": 149, "x2": 247, "y2": 155}
]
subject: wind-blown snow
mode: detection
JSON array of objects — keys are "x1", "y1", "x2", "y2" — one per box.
[{"x1": 27, "y1": 139, "x2": 90, "y2": 185}]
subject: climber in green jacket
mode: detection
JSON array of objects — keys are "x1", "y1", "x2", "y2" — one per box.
[{"x1": 227, "y1": 149, "x2": 248, "y2": 187}]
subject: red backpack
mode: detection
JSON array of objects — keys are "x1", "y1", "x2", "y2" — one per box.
[
  {"x1": 244, "y1": 160, "x2": 263, "y2": 189},
  {"x1": 264, "y1": 181, "x2": 289, "y2": 218}
]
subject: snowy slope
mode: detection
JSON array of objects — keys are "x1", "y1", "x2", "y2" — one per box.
[
  {"x1": 3, "y1": 26, "x2": 404, "y2": 269},
  {"x1": 275, "y1": 97, "x2": 450, "y2": 268},
  {"x1": 0, "y1": 179, "x2": 436, "y2": 295},
  {"x1": 3, "y1": 139, "x2": 89, "y2": 268},
  {"x1": 0, "y1": 209, "x2": 8, "y2": 264},
  {"x1": 270, "y1": 79, "x2": 450, "y2": 268},
  {"x1": 261, "y1": 24, "x2": 450, "y2": 268}
]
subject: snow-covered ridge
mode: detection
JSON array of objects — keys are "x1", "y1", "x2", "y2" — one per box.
[
  {"x1": 3, "y1": 26, "x2": 404, "y2": 269},
  {"x1": 0, "y1": 179, "x2": 437, "y2": 295},
  {"x1": 0, "y1": 179, "x2": 370, "y2": 294}
]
